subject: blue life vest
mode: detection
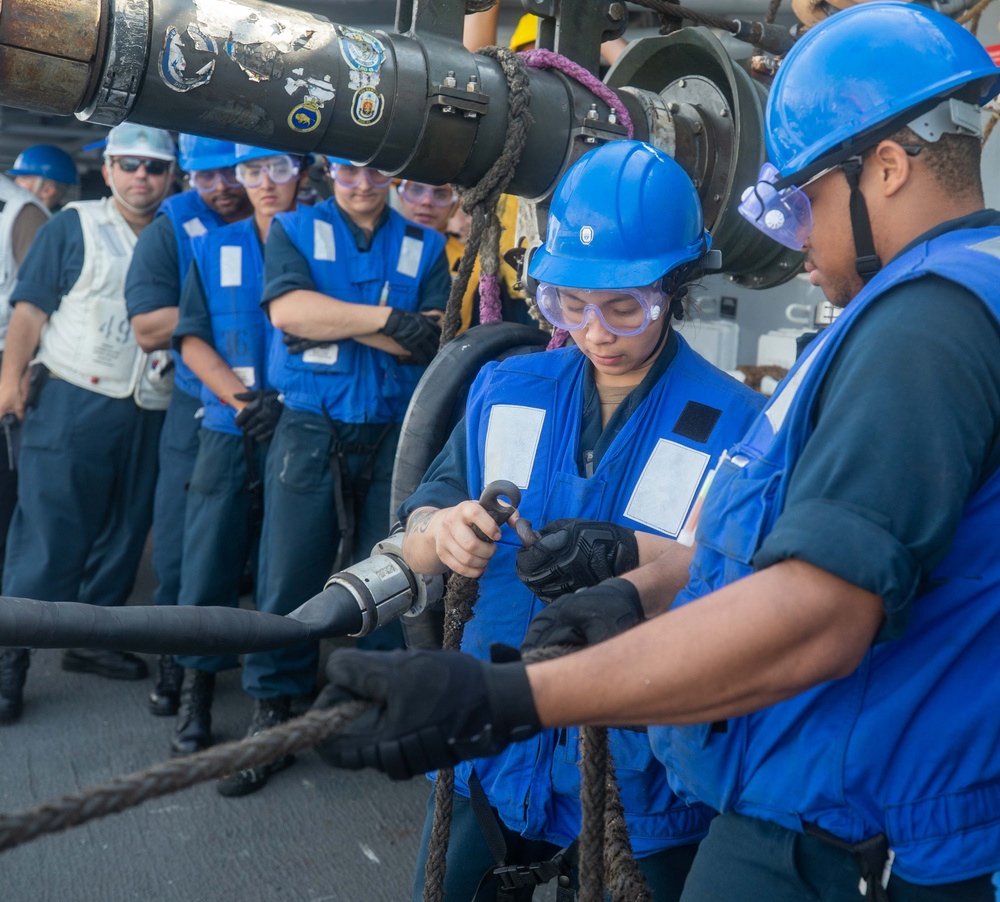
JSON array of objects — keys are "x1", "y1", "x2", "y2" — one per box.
[
  {"x1": 267, "y1": 200, "x2": 445, "y2": 423},
  {"x1": 158, "y1": 191, "x2": 228, "y2": 399},
  {"x1": 652, "y1": 226, "x2": 1000, "y2": 884},
  {"x1": 190, "y1": 218, "x2": 274, "y2": 436},
  {"x1": 455, "y1": 341, "x2": 765, "y2": 854}
]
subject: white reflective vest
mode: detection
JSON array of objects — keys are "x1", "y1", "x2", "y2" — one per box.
[
  {"x1": 35, "y1": 198, "x2": 172, "y2": 409},
  {"x1": 0, "y1": 175, "x2": 48, "y2": 349}
]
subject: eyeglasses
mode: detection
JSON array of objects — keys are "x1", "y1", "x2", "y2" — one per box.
[
  {"x1": 190, "y1": 167, "x2": 242, "y2": 191},
  {"x1": 536, "y1": 281, "x2": 667, "y2": 337},
  {"x1": 398, "y1": 181, "x2": 457, "y2": 207},
  {"x1": 328, "y1": 163, "x2": 392, "y2": 189},
  {"x1": 235, "y1": 155, "x2": 301, "y2": 188},
  {"x1": 112, "y1": 157, "x2": 171, "y2": 176}
]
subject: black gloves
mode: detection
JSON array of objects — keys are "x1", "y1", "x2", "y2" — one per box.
[
  {"x1": 234, "y1": 390, "x2": 283, "y2": 442},
  {"x1": 521, "y1": 577, "x2": 645, "y2": 653},
  {"x1": 313, "y1": 648, "x2": 541, "y2": 780},
  {"x1": 282, "y1": 332, "x2": 332, "y2": 355},
  {"x1": 515, "y1": 518, "x2": 639, "y2": 602},
  {"x1": 380, "y1": 308, "x2": 441, "y2": 366}
]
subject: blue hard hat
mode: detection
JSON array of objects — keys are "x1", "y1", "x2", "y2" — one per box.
[
  {"x1": 234, "y1": 144, "x2": 285, "y2": 164},
  {"x1": 529, "y1": 140, "x2": 708, "y2": 289},
  {"x1": 177, "y1": 134, "x2": 239, "y2": 172},
  {"x1": 8, "y1": 145, "x2": 78, "y2": 185},
  {"x1": 767, "y1": 1, "x2": 1000, "y2": 182}
]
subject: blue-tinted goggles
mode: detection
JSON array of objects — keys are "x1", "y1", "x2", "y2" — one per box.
[
  {"x1": 737, "y1": 161, "x2": 822, "y2": 250},
  {"x1": 536, "y1": 281, "x2": 666, "y2": 337}
]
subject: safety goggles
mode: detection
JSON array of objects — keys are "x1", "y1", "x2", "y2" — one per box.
[
  {"x1": 398, "y1": 181, "x2": 458, "y2": 207},
  {"x1": 536, "y1": 281, "x2": 666, "y2": 337},
  {"x1": 328, "y1": 163, "x2": 392, "y2": 189},
  {"x1": 235, "y1": 155, "x2": 301, "y2": 188},
  {"x1": 737, "y1": 161, "x2": 825, "y2": 250},
  {"x1": 190, "y1": 167, "x2": 242, "y2": 191},
  {"x1": 112, "y1": 157, "x2": 171, "y2": 176}
]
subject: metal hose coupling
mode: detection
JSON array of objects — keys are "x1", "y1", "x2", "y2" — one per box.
[{"x1": 314, "y1": 532, "x2": 443, "y2": 638}]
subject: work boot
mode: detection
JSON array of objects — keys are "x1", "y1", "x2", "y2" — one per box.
[
  {"x1": 170, "y1": 670, "x2": 215, "y2": 757},
  {"x1": 148, "y1": 655, "x2": 184, "y2": 716},
  {"x1": 216, "y1": 696, "x2": 295, "y2": 797},
  {"x1": 61, "y1": 648, "x2": 149, "y2": 680},
  {"x1": 0, "y1": 647, "x2": 30, "y2": 725}
]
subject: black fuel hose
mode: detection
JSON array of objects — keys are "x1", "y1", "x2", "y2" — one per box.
[{"x1": 0, "y1": 582, "x2": 363, "y2": 655}]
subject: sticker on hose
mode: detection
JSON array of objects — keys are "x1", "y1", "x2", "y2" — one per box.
[
  {"x1": 289, "y1": 99, "x2": 322, "y2": 133},
  {"x1": 351, "y1": 88, "x2": 383, "y2": 127},
  {"x1": 336, "y1": 27, "x2": 386, "y2": 77},
  {"x1": 159, "y1": 24, "x2": 217, "y2": 93}
]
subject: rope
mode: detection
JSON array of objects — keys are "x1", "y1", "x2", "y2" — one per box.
[
  {"x1": 957, "y1": 0, "x2": 996, "y2": 33},
  {"x1": 422, "y1": 574, "x2": 482, "y2": 902},
  {"x1": 522, "y1": 647, "x2": 651, "y2": 902},
  {"x1": 0, "y1": 700, "x2": 369, "y2": 854},
  {"x1": 439, "y1": 48, "x2": 533, "y2": 345},
  {"x1": 766, "y1": 0, "x2": 784, "y2": 24}
]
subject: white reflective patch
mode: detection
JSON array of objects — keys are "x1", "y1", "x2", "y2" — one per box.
[
  {"x1": 219, "y1": 245, "x2": 243, "y2": 287},
  {"x1": 314, "y1": 220, "x2": 336, "y2": 261},
  {"x1": 484, "y1": 405, "x2": 546, "y2": 490},
  {"x1": 232, "y1": 366, "x2": 255, "y2": 387},
  {"x1": 98, "y1": 223, "x2": 126, "y2": 257},
  {"x1": 303, "y1": 343, "x2": 339, "y2": 365},
  {"x1": 969, "y1": 236, "x2": 1000, "y2": 260},
  {"x1": 397, "y1": 235, "x2": 422, "y2": 278},
  {"x1": 764, "y1": 331, "x2": 829, "y2": 434},
  {"x1": 182, "y1": 217, "x2": 208, "y2": 238},
  {"x1": 624, "y1": 439, "x2": 710, "y2": 537}
]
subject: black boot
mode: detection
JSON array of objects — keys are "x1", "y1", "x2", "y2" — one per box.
[
  {"x1": 149, "y1": 655, "x2": 184, "y2": 716},
  {"x1": 61, "y1": 648, "x2": 148, "y2": 680},
  {"x1": 0, "y1": 648, "x2": 30, "y2": 725},
  {"x1": 170, "y1": 670, "x2": 215, "y2": 757},
  {"x1": 216, "y1": 697, "x2": 295, "y2": 797}
]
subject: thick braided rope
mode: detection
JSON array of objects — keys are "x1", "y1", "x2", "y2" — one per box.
[
  {"x1": 521, "y1": 647, "x2": 651, "y2": 902},
  {"x1": 0, "y1": 700, "x2": 369, "y2": 854},
  {"x1": 439, "y1": 48, "x2": 533, "y2": 345},
  {"x1": 422, "y1": 575, "x2": 482, "y2": 902}
]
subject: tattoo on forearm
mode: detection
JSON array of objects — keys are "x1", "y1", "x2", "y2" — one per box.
[{"x1": 405, "y1": 508, "x2": 436, "y2": 536}]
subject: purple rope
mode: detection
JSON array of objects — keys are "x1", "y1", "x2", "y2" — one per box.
[
  {"x1": 520, "y1": 48, "x2": 634, "y2": 139},
  {"x1": 546, "y1": 328, "x2": 569, "y2": 350},
  {"x1": 478, "y1": 273, "x2": 503, "y2": 324}
]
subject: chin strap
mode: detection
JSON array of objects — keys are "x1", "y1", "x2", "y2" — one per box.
[
  {"x1": 839, "y1": 157, "x2": 882, "y2": 282},
  {"x1": 108, "y1": 176, "x2": 171, "y2": 218}
]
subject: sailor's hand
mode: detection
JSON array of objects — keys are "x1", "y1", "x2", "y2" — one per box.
[
  {"x1": 521, "y1": 578, "x2": 645, "y2": 653},
  {"x1": 282, "y1": 332, "x2": 332, "y2": 355},
  {"x1": 380, "y1": 308, "x2": 441, "y2": 365},
  {"x1": 233, "y1": 390, "x2": 283, "y2": 443},
  {"x1": 313, "y1": 649, "x2": 541, "y2": 780},
  {"x1": 515, "y1": 518, "x2": 638, "y2": 602},
  {"x1": 413, "y1": 501, "x2": 509, "y2": 578}
]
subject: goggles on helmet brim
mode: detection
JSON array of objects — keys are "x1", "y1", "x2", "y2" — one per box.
[
  {"x1": 536, "y1": 281, "x2": 667, "y2": 337},
  {"x1": 737, "y1": 161, "x2": 821, "y2": 250}
]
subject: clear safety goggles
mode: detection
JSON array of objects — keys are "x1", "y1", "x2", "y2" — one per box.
[
  {"x1": 328, "y1": 163, "x2": 392, "y2": 189},
  {"x1": 737, "y1": 161, "x2": 830, "y2": 250},
  {"x1": 190, "y1": 166, "x2": 242, "y2": 191},
  {"x1": 536, "y1": 281, "x2": 666, "y2": 337},
  {"x1": 235, "y1": 155, "x2": 301, "y2": 188},
  {"x1": 398, "y1": 180, "x2": 458, "y2": 207}
]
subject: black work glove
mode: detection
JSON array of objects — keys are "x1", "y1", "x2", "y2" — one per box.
[
  {"x1": 380, "y1": 308, "x2": 441, "y2": 366},
  {"x1": 313, "y1": 648, "x2": 541, "y2": 780},
  {"x1": 515, "y1": 518, "x2": 639, "y2": 602},
  {"x1": 233, "y1": 390, "x2": 283, "y2": 443},
  {"x1": 521, "y1": 577, "x2": 645, "y2": 653},
  {"x1": 282, "y1": 331, "x2": 332, "y2": 355}
]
